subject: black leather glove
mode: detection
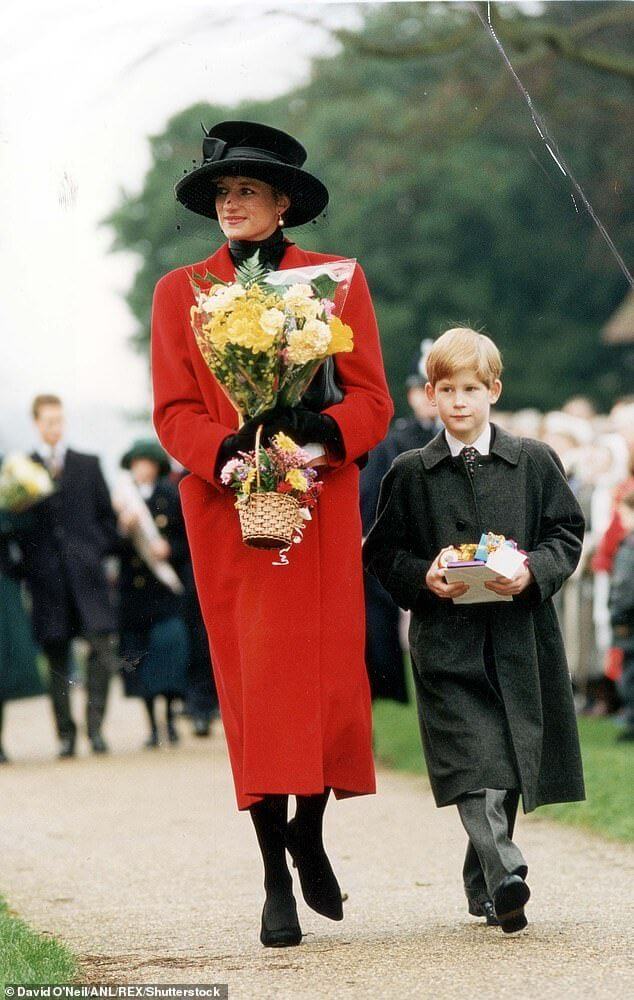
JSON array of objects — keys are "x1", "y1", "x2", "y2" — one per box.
[
  {"x1": 278, "y1": 408, "x2": 343, "y2": 449},
  {"x1": 215, "y1": 405, "x2": 291, "y2": 475},
  {"x1": 216, "y1": 406, "x2": 344, "y2": 478}
]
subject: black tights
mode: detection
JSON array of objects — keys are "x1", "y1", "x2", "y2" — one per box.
[
  {"x1": 293, "y1": 789, "x2": 330, "y2": 843},
  {"x1": 250, "y1": 795, "x2": 291, "y2": 897},
  {"x1": 145, "y1": 696, "x2": 176, "y2": 730},
  {"x1": 249, "y1": 789, "x2": 331, "y2": 896}
]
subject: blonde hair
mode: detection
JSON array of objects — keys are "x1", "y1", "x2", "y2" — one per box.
[
  {"x1": 32, "y1": 393, "x2": 62, "y2": 418},
  {"x1": 425, "y1": 327, "x2": 503, "y2": 387}
]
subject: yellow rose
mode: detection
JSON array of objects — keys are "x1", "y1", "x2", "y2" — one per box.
[{"x1": 326, "y1": 316, "x2": 354, "y2": 355}]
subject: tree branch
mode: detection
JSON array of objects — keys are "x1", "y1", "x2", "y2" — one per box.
[{"x1": 281, "y1": 4, "x2": 634, "y2": 83}]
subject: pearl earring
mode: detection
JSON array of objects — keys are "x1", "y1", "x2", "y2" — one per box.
[{"x1": 278, "y1": 214, "x2": 284, "y2": 227}]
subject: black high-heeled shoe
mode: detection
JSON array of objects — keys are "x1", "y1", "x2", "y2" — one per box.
[
  {"x1": 286, "y1": 818, "x2": 344, "y2": 921},
  {"x1": 260, "y1": 893, "x2": 302, "y2": 947}
]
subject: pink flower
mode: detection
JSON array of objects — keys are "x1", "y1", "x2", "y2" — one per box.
[
  {"x1": 220, "y1": 457, "x2": 246, "y2": 485},
  {"x1": 321, "y1": 298, "x2": 335, "y2": 318}
]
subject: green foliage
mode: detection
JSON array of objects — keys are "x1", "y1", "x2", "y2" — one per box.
[
  {"x1": 0, "y1": 897, "x2": 77, "y2": 986},
  {"x1": 235, "y1": 250, "x2": 269, "y2": 288},
  {"x1": 255, "y1": 447, "x2": 278, "y2": 493},
  {"x1": 104, "y1": 1, "x2": 633, "y2": 411},
  {"x1": 538, "y1": 717, "x2": 634, "y2": 842}
]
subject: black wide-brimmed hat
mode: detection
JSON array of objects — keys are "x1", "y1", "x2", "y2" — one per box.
[
  {"x1": 121, "y1": 439, "x2": 171, "y2": 477},
  {"x1": 174, "y1": 120, "x2": 329, "y2": 228}
]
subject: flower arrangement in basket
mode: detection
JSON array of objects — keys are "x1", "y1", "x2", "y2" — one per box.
[
  {"x1": 0, "y1": 453, "x2": 55, "y2": 513},
  {"x1": 221, "y1": 428, "x2": 323, "y2": 554},
  {"x1": 189, "y1": 251, "x2": 356, "y2": 558}
]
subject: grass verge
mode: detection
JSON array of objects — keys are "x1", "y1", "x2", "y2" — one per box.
[
  {"x1": 0, "y1": 897, "x2": 77, "y2": 986},
  {"x1": 373, "y1": 684, "x2": 633, "y2": 843}
]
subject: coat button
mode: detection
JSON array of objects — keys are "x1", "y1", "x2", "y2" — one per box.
[
  {"x1": 133, "y1": 575, "x2": 146, "y2": 588},
  {"x1": 456, "y1": 520, "x2": 466, "y2": 531}
]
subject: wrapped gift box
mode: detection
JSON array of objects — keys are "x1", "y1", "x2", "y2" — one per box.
[{"x1": 443, "y1": 533, "x2": 528, "y2": 605}]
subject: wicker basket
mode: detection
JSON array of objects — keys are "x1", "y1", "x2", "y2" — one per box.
[
  {"x1": 237, "y1": 424, "x2": 302, "y2": 549},
  {"x1": 238, "y1": 491, "x2": 301, "y2": 549}
]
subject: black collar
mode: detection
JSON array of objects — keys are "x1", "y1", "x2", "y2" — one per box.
[
  {"x1": 420, "y1": 423, "x2": 522, "y2": 470},
  {"x1": 228, "y1": 229, "x2": 287, "y2": 269}
]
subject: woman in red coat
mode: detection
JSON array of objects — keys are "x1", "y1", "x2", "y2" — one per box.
[{"x1": 151, "y1": 120, "x2": 393, "y2": 947}]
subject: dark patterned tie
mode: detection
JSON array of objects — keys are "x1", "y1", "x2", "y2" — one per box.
[
  {"x1": 46, "y1": 450, "x2": 62, "y2": 480},
  {"x1": 462, "y1": 446, "x2": 479, "y2": 478}
]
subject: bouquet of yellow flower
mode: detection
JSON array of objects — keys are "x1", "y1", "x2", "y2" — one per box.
[
  {"x1": 0, "y1": 453, "x2": 55, "y2": 513},
  {"x1": 221, "y1": 430, "x2": 324, "y2": 557},
  {"x1": 189, "y1": 253, "x2": 356, "y2": 420}
]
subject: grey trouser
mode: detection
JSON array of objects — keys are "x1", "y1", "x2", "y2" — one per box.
[
  {"x1": 457, "y1": 788, "x2": 527, "y2": 901},
  {"x1": 45, "y1": 633, "x2": 118, "y2": 740}
]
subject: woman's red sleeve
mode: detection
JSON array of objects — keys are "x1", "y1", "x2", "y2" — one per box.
[{"x1": 151, "y1": 272, "x2": 234, "y2": 487}]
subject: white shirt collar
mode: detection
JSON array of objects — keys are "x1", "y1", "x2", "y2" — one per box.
[
  {"x1": 37, "y1": 440, "x2": 67, "y2": 462},
  {"x1": 445, "y1": 424, "x2": 492, "y2": 458}
]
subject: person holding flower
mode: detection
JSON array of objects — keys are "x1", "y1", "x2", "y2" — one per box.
[{"x1": 151, "y1": 120, "x2": 393, "y2": 947}]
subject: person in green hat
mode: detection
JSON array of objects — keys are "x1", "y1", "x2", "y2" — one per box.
[{"x1": 115, "y1": 439, "x2": 190, "y2": 746}]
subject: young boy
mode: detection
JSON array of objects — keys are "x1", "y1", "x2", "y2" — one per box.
[
  {"x1": 363, "y1": 327, "x2": 585, "y2": 933},
  {"x1": 609, "y1": 487, "x2": 634, "y2": 742}
]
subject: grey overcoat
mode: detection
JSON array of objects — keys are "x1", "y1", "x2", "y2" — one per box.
[{"x1": 363, "y1": 425, "x2": 586, "y2": 812}]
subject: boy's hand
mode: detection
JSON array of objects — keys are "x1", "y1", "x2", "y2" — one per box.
[
  {"x1": 485, "y1": 563, "x2": 533, "y2": 596},
  {"x1": 426, "y1": 547, "x2": 470, "y2": 600}
]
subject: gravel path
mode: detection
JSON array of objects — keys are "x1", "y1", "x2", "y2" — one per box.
[{"x1": 2, "y1": 685, "x2": 632, "y2": 999}]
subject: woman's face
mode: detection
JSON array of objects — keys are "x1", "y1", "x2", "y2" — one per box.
[
  {"x1": 215, "y1": 175, "x2": 290, "y2": 241},
  {"x1": 130, "y1": 457, "x2": 160, "y2": 486}
]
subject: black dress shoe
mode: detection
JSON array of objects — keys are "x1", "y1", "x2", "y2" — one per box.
[
  {"x1": 286, "y1": 818, "x2": 344, "y2": 921},
  {"x1": 58, "y1": 736, "x2": 76, "y2": 759},
  {"x1": 145, "y1": 729, "x2": 159, "y2": 749},
  {"x1": 0, "y1": 747, "x2": 10, "y2": 764},
  {"x1": 468, "y1": 898, "x2": 500, "y2": 926},
  {"x1": 493, "y1": 874, "x2": 531, "y2": 934},
  {"x1": 167, "y1": 722, "x2": 179, "y2": 744},
  {"x1": 90, "y1": 734, "x2": 109, "y2": 754},
  {"x1": 260, "y1": 893, "x2": 302, "y2": 948}
]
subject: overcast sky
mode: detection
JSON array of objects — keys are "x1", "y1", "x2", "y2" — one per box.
[{"x1": 0, "y1": 0, "x2": 356, "y2": 472}]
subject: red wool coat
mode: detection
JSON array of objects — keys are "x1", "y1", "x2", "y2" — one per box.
[{"x1": 151, "y1": 240, "x2": 393, "y2": 809}]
